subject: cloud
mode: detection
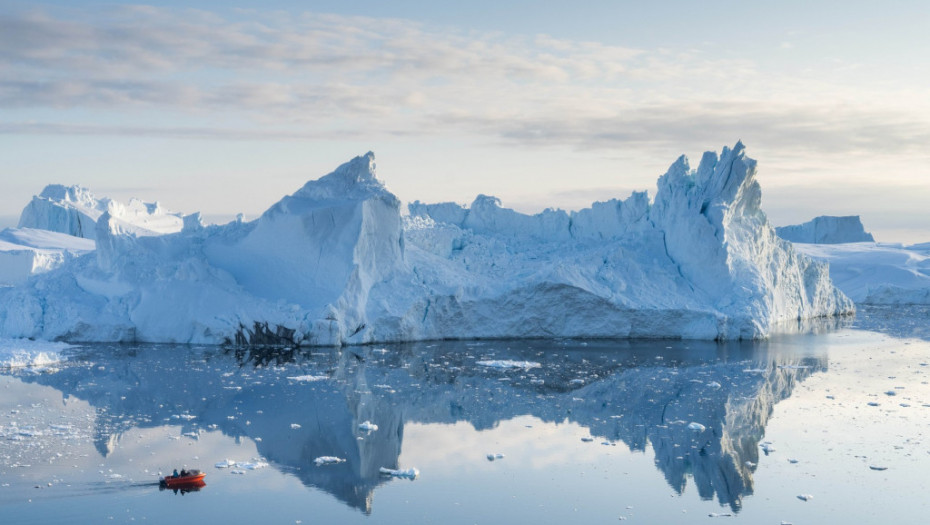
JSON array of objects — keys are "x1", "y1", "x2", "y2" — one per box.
[{"x1": 2, "y1": 4, "x2": 928, "y2": 165}]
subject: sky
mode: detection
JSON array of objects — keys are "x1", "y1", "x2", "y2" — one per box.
[{"x1": 2, "y1": 0, "x2": 929, "y2": 242}]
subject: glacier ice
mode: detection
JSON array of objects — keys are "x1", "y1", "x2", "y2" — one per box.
[{"x1": 0, "y1": 143, "x2": 853, "y2": 345}]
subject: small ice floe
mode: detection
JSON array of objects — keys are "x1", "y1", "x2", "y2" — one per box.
[
  {"x1": 239, "y1": 461, "x2": 268, "y2": 470},
  {"x1": 379, "y1": 467, "x2": 419, "y2": 479},
  {"x1": 788, "y1": 459, "x2": 799, "y2": 464},
  {"x1": 230, "y1": 469, "x2": 246, "y2": 475},
  {"x1": 476, "y1": 360, "x2": 541, "y2": 370},
  {"x1": 215, "y1": 459, "x2": 237, "y2": 469},
  {"x1": 706, "y1": 381, "x2": 722, "y2": 389},
  {"x1": 826, "y1": 395, "x2": 835, "y2": 400},
  {"x1": 182, "y1": 431, "x2": 199, "y2": 439},
  {"x1": 778, "y1": 365, "x2": 810, "y2": 370},
  {"x1": 314, "y1": 456, "x2": 345, "y2": 466},
  {"x1": 743, "y1": 368, "x2": 766, "y2": 373},
  {"x1": 708, "y1": 512, "x2": 734, "y2": 517},
  {"x1": 581, "y1": 437, "x2": 594, "y2": 442},
  {"x1": 760, "y1": 442, "x2": 776, "y2": 454},
  {"x1": 172, "y1": 414, "x2": 196, "y2": 420},
  {"x1": 358, "y1": 421, "x2": 378, "y2": 432},
  {"x1": 744, "y1": 461, "x2": 756, "y2": 468},
  {"x1": 486, "y1": 453, "x2": 505, "y2": 461},
  {"x1": 867, "y1": 402, "x2": 880, "y2": 407},
  {"x1": 885, "y1": 390, "x2": 897, "y2": 396},
  {"x1": 869, "y1": 465, "x2": 888, "y2": 471},
  {"x1": 286, "y1": 375, "x2": 328, "y2": 382},
  {"x1": 290, "y1": 423, "x2": 301, "y2": 430},
  {"x1": 797, "y1": 494, "x2": 813, "y2": 501},
  {"x1": 687, "y1": 422, "x2": 706, "y2": 432},
  {"x1": 569, "y1": 378, "x2": 585, "y2": 385}
]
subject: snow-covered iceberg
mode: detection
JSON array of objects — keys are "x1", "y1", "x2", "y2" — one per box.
[
  {"x1": 776, "y1": 215, "x2": 874, "y2": 244},
  {"x1": 0, "y1": 143, "x2": 853, "y2": 344}
]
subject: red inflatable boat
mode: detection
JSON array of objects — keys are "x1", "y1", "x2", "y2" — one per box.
[{"x1": 160, "y1": 470, "x2": 206, "y2": 488}]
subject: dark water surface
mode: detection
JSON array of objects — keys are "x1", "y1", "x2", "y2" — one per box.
[{"x1": 2, "y1": 316, "x2": 929, "y2": 523}]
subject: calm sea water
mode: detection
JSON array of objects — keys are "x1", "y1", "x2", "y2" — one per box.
[{"x1": 2, "y1": 306, "x2": 928, "y2": 524}]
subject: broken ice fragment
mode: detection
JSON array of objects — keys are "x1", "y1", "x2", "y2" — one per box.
[
  {"x1": 314, "y1": 456, "x2": 345, "y2": 466},
  {"x1": 358, "y1": 421, "x2": 378, "y2": 432},
  {"x1": 687, "y1": 422, "x2": 705, "y2": 432},
  {"x1": 486, "y1": 453, "x2": 505, "y2": 461},
  {"x1": 797, "y1": 494, "x2": 813, "y2": 501},
  {"x1": 379, "y1": 467, "x2": 419, "y2": 479}
]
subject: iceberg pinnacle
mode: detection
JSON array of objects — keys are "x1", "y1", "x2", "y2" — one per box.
[{"x1": 0, "y1": 143, "x2": 853, "y2": 345}]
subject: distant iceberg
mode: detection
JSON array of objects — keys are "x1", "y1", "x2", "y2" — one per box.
[
  {"x1": 776, "y1": 215, "x2": 874, "y2": 244},
  {"x1": 0, "y1": 143, "x2": 853, "y2": 345}
]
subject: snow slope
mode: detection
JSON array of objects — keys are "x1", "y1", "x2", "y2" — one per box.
[
  {"x1": 0, "y1": 144, "x2": 853, "y2": 344},
  {"x1": 794, "y1": 242, "x2": 930, "y2": 304},
  {"x1": 776, "y1": 216, "x2": 874, "y2": 244},
  {"x1": 18, "y1": 184, "x2": 187, "y2": 239}
]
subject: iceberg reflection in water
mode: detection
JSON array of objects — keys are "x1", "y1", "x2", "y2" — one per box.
[{"x1": 2, "y1": 338, "x2": 825, "y2": 518}]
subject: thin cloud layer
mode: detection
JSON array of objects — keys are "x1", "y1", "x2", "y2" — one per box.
[{"x1": 5, "y1": 4, "x2": 927, "y2": 160}]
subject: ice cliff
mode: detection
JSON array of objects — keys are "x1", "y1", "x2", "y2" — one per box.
[
  {"x1": 776, "y1": 215, "x2": 874, "y2": 244},
  {"x1": 0, "y1": 143, "x2": 853, "y2": 344}
]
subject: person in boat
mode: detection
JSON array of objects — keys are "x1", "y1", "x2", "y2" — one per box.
[
  {"x1": 180, "y1": 469, "x2": 188, "y2": 477},
  {"x1": 173, "y1": 468, "x2": 179, "y2": 478}
]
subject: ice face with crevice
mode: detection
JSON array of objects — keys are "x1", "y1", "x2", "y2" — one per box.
[{"x1": 0, "y1": 144, "x2": 853, "y2": 345}]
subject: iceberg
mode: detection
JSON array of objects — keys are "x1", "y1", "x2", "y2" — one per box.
[
  {"x1": 776, "y1": 215, "x2": 874, "y2": 244},
  {"x1": 0, "y1": 143, "x2": 853, "y2": 344},
  {"x1": 18, "y1": 184, "x2": 188, "y2": 239}
]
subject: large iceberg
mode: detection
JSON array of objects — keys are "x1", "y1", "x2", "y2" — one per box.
[
  {"x1": 0, "y1": 143, "x2": 853, "y2": 345},
  {"x1": 776, "y1": 215, "x2": 874, "y2": 244}
]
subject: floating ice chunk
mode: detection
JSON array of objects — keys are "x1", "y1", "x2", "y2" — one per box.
[
  {"x1": 215, "y1": 459, "x2": 237, "y2": 469},
  {"x1": 708, "y1": 512, "x2": 734, "y2": 517},
  {"x1": 314, "y1": 456, "x2": 345, "y2": 466},
  {"x1": 761, "y1": 442, "x2": 776, "y2": 454},
  {"x1": 797, "y1": 494, "x2": 813, "y2": 501},
  {"x1": 788, "y1": 459, "x2": 799, "y2": 464},
  {"x1": 869, "y1": 465, "x2": 888, "y2": 471},
  {"x1": 358, "y1": 421, "x2": 378, "y2": 432},
  {"x1": 486, "y1": 453, "x2": 505, "y2": 461},
  {"x1": 287, "y1": 375, "x2": 328, "y2": 382},
  {"x1": 884, "y1": 390, "x2": 897, "y2": 396},
  {"x1": 230, "y1": 469, "x2": 246, "y2": 475},
  {"x1": 687, "y1": 422, "x2": 706, "y2": 432},
  {"x1": 239, "y1": 461, "x2": 268, "y2": 470},
  {"x1": 477, "y1": 360, "x2": 541, "y2": 370},
  {"x1": 744, "y1": 461, "x2": 756, "y2": 468},
  {"x1": 290, "y1": 423, "x2": 301, "y2": 429},
  {"x1": 867, "y1": 402, "x2": 880, "y2": 407},
  {"x1": 706, "y1": 381, "x2": 722, "y2": 389},
  {"x1": 379, "y1": 467, "x2": 419, "y2": 479},
  {"x1": 581, "y1": 437, "x2": 594, "y2": 442}
]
